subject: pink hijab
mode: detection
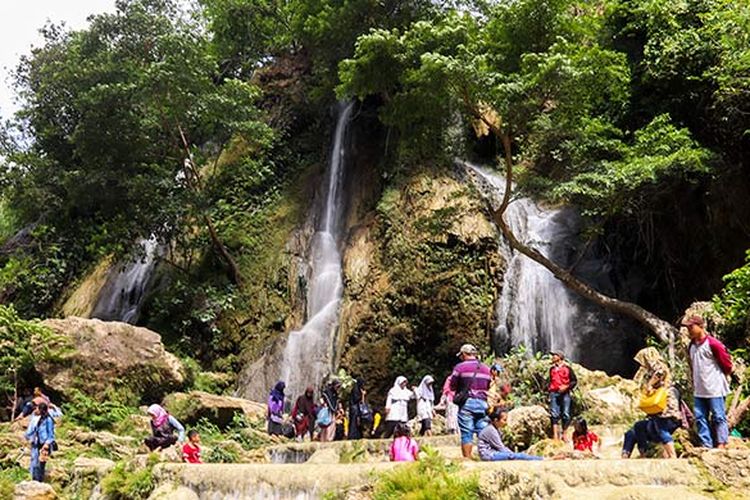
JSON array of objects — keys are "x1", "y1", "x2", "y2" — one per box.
[{"x1": 147, "y1": 404, "x2": 169, "y2": 428}]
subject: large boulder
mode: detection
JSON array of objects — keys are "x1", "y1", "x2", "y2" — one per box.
[
  {"x1": 38, "y1": 317, "x2": 185, "y2": 401},
  {"x1": 575, "y1": 364, "x2": 639, "y2": 425},
  {"x1": 13, "y1": 481, "x2": 57, "y2": 500},
  {"x1": 505, "y1": 405, "x2": 549, "y2": 449},
  {"x1": 162, "y1": 391, "x2": 266, "y2": 428}
]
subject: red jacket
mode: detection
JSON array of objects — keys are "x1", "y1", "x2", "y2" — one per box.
[{"x1": 549, "y1": 364, "x2": 577, "y2": 393}]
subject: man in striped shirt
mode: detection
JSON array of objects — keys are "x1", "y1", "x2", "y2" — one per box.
[{"x1": 449, "y1": 343, "x2": 492, "y2": 458}]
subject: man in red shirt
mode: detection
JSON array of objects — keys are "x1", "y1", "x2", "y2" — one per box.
[{"x1": 548, "y1": 351, "x2": 577, "y2": 441}]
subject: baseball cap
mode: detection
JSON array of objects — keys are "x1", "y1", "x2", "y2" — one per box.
[
  {"x1": 456, "y1": 343, "x2": 478, "y2": 357},
  {"x1": 681, "y1": 315, "x2": 705, "y2": 328}
]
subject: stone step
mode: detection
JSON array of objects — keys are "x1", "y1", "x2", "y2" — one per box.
[{"x1": 152, "y1": 458, "x2": 714, "y2": 499}]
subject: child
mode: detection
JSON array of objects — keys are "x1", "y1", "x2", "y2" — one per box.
[
  {"x1": 182, "y1": 430, "x2": 202, "y2": 464},
  {"x1": 572, "y1": 418, "x2": 600, "y2": 453},
  {"x1": 389, "y1": 423, "x2": 419, "y2": 462}
]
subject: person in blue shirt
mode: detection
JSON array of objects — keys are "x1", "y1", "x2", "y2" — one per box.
[
  {"x1": 144, "y1": 404, "x2": 185, "y2": 451},
  {"x1": 24, "y1": 402, "x2": 56, "y2": 482}
]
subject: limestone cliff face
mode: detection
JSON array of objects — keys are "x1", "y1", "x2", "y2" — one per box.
[{"x1": 336, "y1": 168, "x2": 503, "y2": 405}]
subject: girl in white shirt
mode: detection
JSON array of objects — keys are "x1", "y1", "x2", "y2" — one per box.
[{"x1": 382, "y1": 376, "x2": 415, "y2": 438}]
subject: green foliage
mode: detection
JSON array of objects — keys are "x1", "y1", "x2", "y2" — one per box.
[
  {"x1": 64, "y1": 389, "x2": 137, "y2": 431},
  {"x1": 373, "y1": 446, "x2": 480, "y2": 500},
  {"x1": 552, "y1": 114, "x2": 712, "y2": 217},
  {"x1": 101, "y1": 456, "x2": 157, "y2": 500},
  {"x1": 0, "y1": 467, "x2": 27, "y2": 498},
  {"x1": 713, "y1": 250, "x2": 750, "y2": 342},
  {"x1": 0, "y1": 304, "x2": 67, "y2": 410},
  {"x1": 200, "y1": 0, "x2": 289, "y2": 77}
]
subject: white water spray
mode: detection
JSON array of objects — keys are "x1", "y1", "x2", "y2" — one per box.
[
  {"x1": 91, "y1": 236, "x2": 160, "y2": 324},
  {"x1": 466, "y1": 163, "x2": 579, "y2": 357},
  {"x1": 281, "y1": 102, "x2": 354, "y2": 400}
]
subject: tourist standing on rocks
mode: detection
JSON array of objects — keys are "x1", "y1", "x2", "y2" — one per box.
[
  {"x1": 144, "y1": 404, "x2": 185, "y2": 451},
  {"x1": 438, "y1": 375, "x2": 459, "y2": 435},
  {"x1": 292, "y1": 386, "x2": 317, "y2": 441},
  {"x1": 622, "y1": 347, "x2": 681, "y2": 458},
  {"x1": 684, "y1": 315, "x2": 733, "y2": 449},
  {"x1": 348, "y1": 377, "x2": 371, "y2": 439},
  {"x1": 319, "y1": 379, "x2": 341, "y2": 442},
  {"x1": 24, "y1": 402, "x2": 56, "y2": 482},
  {"x1": 548, "y1": 351, "x2": 577, "y2": 441},
  {"x1": 478, "y1": 407, "x2": 542, "y2": 461},
  {"x1": 416, "y1": 375, "x2": 435, "y2": 436},
  {"x1": 449, "y1": 343, "x2": 492, "y2": 458},
  {"x1": 389, "y1": 423, "x2": 419, "y2": 462},
  {"x1": 382, "y1": 376, "x2": 416, "y2": 438},
  {"x1": 267, "y1": 381, "x2": 286, "y2": 436}
]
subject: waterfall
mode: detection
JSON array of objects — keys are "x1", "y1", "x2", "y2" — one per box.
[
  {"x1": 91, "y1": 236, "x2": 160, "y2": 324},
  {"x1": 466, "y1": 163, "x2": 581, "y2": 358},
  {"x1": 281, "y1": 102, "x2": 354, "y2": 401}
]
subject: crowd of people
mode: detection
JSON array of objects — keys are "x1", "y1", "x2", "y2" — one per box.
[
  {"x1": 14, "y1": 314, "x2": 740, "y2": 483},
  {"x1": 264, "y1": 314, "x2": 739, "y2": 463}
]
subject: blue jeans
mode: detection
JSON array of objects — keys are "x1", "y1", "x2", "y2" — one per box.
[
  {"x1": 694, "y1": 397, "x2": 728, "y2": 448},
  {"x1": 457, "y1": 398, "x2": 489, "y2": 445},
  {"x1": 622, "y1": 418, "x2": 679, "y2": 456},
  {"x1": 549, "y1": 392, "x2": 571, "y2": 428},
  {"x1": 30, "y1": 446, "x2": 46, "y2": 482},
  {"x1": 487, "y1": 451, "x2": 543, "y2": 461}
]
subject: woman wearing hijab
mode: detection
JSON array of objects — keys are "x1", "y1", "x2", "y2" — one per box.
[
  {"x1": 438, "y1": 375, "x2": 459, "y2": 434},
  {"x1": 292, "y1": 386, "x2": 316, "y2": 441},
  {"x1": 622, "y1": 347, "x2": 682, "y2": 459},
  {"x1": 417, "y1": 375, "x2": 435, "y2": 436},
  {"x1": 267, "y1": 381, "x2": 286, "y2": 436},
  {"x1": 24, "y1": 402, "x2": 55, "y2": 482},
  {"x1": 383, "y1": 376, "x2": 416, "y2": 438},
  {"x1": 319, "y1": 379, "x2": 341, "y2": 442},
  {"x1": 144, "y1": 404, "x2": 185, "y2": 451},
  {"x1": 348, "y1": 378, "x2": 370, "y2": 439}
]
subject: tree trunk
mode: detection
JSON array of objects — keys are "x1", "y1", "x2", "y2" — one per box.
[
  {"x1": 471, "y1": 103, "x2": 679, "y2": 347},
  {"x1": 728, "y1": 396, "x2": 750, "y2": 430},
  {"x1": 204, "y1": 215, "x2": 243, "y2": 288}
]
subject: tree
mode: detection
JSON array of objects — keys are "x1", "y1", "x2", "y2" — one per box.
[
  {"x1": 338, "y1": 5, "x2": 714, "y2": 347},
  {"x1": 0, "y1": 305, "x2": 66, "y2": 419},
  {"x1": 3, "y1": 0, "x2": 272, "y2": 287}
]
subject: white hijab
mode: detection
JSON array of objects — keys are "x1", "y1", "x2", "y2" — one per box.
[
  {"x1": 388, "y1": 376, "x2": 413, "y2": 400},
  {"x1": 417, "y1": 375, "x2": 435, "y2": 402}
]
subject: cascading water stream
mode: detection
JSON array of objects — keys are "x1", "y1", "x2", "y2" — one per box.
[
  {"x1": 281, "y1": 102, "x2": 354, "y2": 401},
  {"x1": 91, "y1": 236, "x2": 161, "y2": 324},
  {"x1": 466, "y1": 163, "x2": 580, "y2": 357}
]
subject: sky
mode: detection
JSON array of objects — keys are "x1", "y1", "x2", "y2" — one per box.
[{"x1": 0, "y1": 1, "x2": 117, "y2": 122}]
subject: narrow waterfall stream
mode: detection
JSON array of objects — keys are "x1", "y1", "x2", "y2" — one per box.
[
  {"x1": 281, "y1": 102, "x2": 354, "y2": 400},
  {"x1": 91, "y1": 236, "x2": 160, "y2": 324},
  {"x1": 467, "y1": 163, "x2": 583, "y2": 358}
]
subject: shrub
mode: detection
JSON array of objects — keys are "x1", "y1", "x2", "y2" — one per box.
[
  {"x1": 373, "y1": 446, "x2": 480, "y2": 500},
  {"x1": 101, "y1": 455, "x2": 158, "y2": 500}
]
